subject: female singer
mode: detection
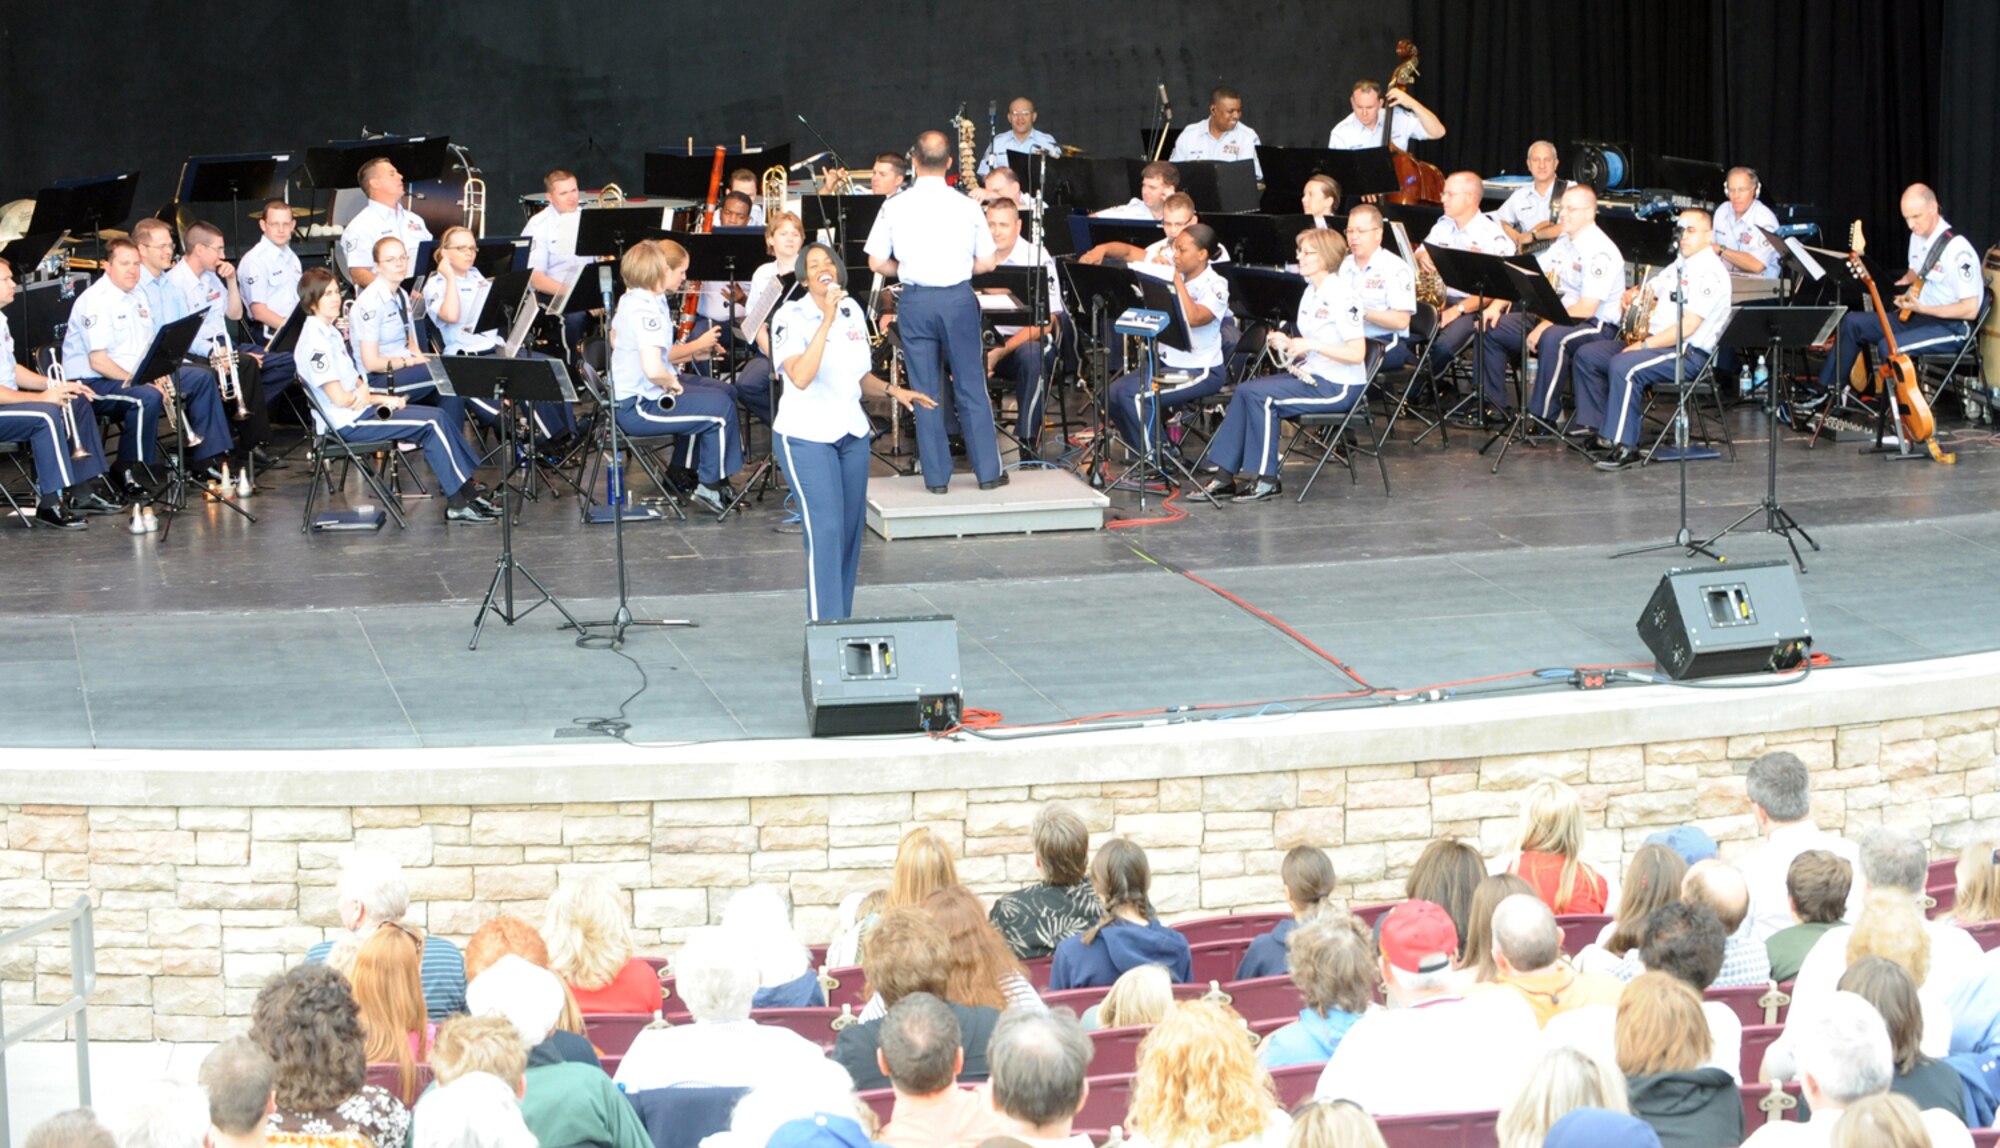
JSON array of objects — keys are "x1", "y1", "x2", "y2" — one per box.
[
  {"x1": 769, "y1": 242, "x2": 933, "y2": 620},
  {"x1": 1301, "y1": 174, "x2": 1342, "y2": 223},
  {"x1": 293, "y1": 267, "x2": 496, "y2": 523},
  {"x1": 608, "y1": 239, "x2": 744, "y2": 514},
  {"x1": 422, "y1": 225, "x2": 578, "y2": 451},
  {"x1": 1194, "y1": 227, "x2": 1367, "y2": 502}
]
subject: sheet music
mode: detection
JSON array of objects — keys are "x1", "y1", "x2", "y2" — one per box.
[
  {"x1": 1783, "y1": 237, "x2": 1828, "y2": 282},
  {"x1": 739, "y1": 276, "x2": 787, "y2": 342}
]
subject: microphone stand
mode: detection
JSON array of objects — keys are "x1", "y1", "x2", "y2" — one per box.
[
  {"x1": 796, "y1": 113, "x2": 851, "y2": 253},
  {"x1": 563, "y1": 273, "x2": 695, "y2": 650},
  {"x1": 1612, "y1": 227, "x2": 1723, "y2": 563}
]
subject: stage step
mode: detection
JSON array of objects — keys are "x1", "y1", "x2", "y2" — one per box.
[{"x1": 867, "y1": 468, "x2": 1108, "y2": 540}]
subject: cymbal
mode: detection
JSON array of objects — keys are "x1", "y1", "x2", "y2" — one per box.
[{"x1": 250, "y1": 206, "x2": 322, "y2": 219}]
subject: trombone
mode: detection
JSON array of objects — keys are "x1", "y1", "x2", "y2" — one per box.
[
  {"x1": 45, "y1": 363, "x2": 90, "y2": 460},
  {"x1": 461, "y1": 175, "x2": 487, "y2": 238}
]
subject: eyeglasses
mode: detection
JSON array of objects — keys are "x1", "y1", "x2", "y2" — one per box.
[
  {"x1": 1008, "y1": 111, "x2": 1034, "y2": 119},
  {"x1": 380, "y1": 920, "x2": 425, "y2": 954},
  {"x1": 444, "y1": 244, "x2": 478, "y2": 252},
  {"x1": 1344, "y1": 226, "x2": 1380, "y2": 235}
]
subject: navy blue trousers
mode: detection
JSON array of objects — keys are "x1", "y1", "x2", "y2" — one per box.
[
  {"x1": 775, "y1": 432, "x2": 870, "y2": 620},
  {"x1": 900, "y1": 284, "x2": 1002, "y2": 486}
]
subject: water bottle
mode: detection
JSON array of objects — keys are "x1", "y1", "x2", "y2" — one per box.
[
  {"x1": 1752, "y1": 354, "x2": 1769, "y2": 395},
  {"x1": 606, "y1": 450, "x2": 625, "y2": 506},
  {"x1": 1738, "y1": 362, "x2": 1752, "y2": 399}
]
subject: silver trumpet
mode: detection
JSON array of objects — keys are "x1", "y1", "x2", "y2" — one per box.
[
  {"x1": 157, "y1": 372, "x2": 204, "y2": 449},
  {"x1": 214, "y1": 328, "x2": 248, "y2": 419},
  {"x1": 46, "y1": 363, "x2": 90, "y2": 460}
]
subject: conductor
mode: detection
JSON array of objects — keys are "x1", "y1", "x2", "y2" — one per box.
[{"x1": 865, "y1": 130, "x2": 1009, "y2": 493}]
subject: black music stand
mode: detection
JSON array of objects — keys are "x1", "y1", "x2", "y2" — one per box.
[
  {"x1": 673, "y1": 229, "x2": 774, "y2": 514},
  {"x1": 1019, "y1": 155, "x2": 1103, "y2": 211},
  {"x1": 800, "y1": 195, "x2": 885, "y2": 265},
  {"x1": 302, "y1": 136, "x2": 449, "y2": 191},
  {"x1": 1255, "y1": 146, "x2": 1399, "y2": 214},
  {"x1": 1218, "y1": 266, "x2": 1308, "y2": 378},
  {"x1": 574, "y1": 206, "x2": 671, "y2": 259},
  {"x1": 1059, "y1": 259, "x2": 1148, "y2": 487},
  {"x1": 1205, "y1": 214, "x2": 1328, "y2": 269},
  {"x1": 1596, "y1": 215, "x2": 1679, "y2": 264},
  {"x1": 972, "y1": 264, "x2": 1055, "y2": 457},
  {"x1": 1421, "y1": 246, "x2": 1520, "y2": 441},
  {"x1": 1173, "y1": 161, "x2": 1261, "y2": 215},
  {"x1": 1697, "y1": 305, "x2": 1842, "y2": 570},
  {"x1": 435, "y1": 355, "x2": 584, "y2": 648},
  {"x1": 177, "y1": 152, "x2": 288, "y2": 252},
  {"x1": 133, "y1": 313, "x2": 253, "y2": 541},
  {"x1": 412, "y1": 236, "x2": 528, "y2": 286},
  {"x1": 1481, "y1": 260, "x2": 1598, "y2": 470},
  {"x1": 1119, "y1": 273, "x2": 1217, "y2": 507},
  {"x1": 1076, "y1": 217, "x2": 1166, "y2": 257},
  {"x1": 644, "y1": 145, "x2": 792, "y2": 199},
  {"x1": 472, "y1": 270, "x2": 536, "y2": 334},
  {"x1": 28, "y1": 173, "x2": 141, "y2": 265}
]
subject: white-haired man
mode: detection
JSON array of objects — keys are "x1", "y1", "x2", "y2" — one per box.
[
  {"x1": 1315, "y1": 900, "x2": 1539, "y2": 1115},
  {"x1": 305, "y1": 850, "x2": 465, "y2": 1016},
  {"x1": 611, "y1": 927, "x2": 831, "y2": 1092},
  {"x1": 1742, "y1": 991, "x2": 1972, "y2": 1147}
]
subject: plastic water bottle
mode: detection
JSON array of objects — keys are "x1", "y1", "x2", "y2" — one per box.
[
  {"x1": 1738, "y1": 362, "x2": 1753, "y2": 399},
  {"x1": 606, "y1": 450, "x2": 625, "y2": 506},
  {"x1": 1752, "y1": 354, "x2": 1769, "y2": 395}
]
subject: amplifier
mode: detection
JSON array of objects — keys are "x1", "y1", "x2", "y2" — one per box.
[
  {"x1": 1636, "y1": 561, "x2": 1811, "y2": 680},
  {"x1": 803, "y1": 615, "x2": 964, "y2": 736}
]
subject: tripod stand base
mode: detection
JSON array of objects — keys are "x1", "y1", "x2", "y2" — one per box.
[
  {"x1": 1610, "y1": 529, "x2": 1726, "y2": 564},
  {"x1": 562, "y1": 608, "x2": 698, "y2": 651},
  {"x1": 471, "y1": 558, "x2": 582, "y2": 650}
]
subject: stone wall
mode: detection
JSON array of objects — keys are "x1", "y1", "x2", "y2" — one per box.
[{"x1": 3, "y1": 707, "x2": 1995, "y2": 1041}]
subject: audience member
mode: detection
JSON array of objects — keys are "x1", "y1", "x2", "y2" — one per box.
[
  {"x1": 414, "y1": 1015, "x2": 538, "y2": 1148},
  {"x1": 1544, "y1": 1108, "x2": 1664, "y2": 1148},
  {"x1": 24, "y1": 1111, "x2": 117, "y2": 1148},
  {"x1": 460, "y1": 915, "x2": 596, "y2": 1064},
  {"x1": 1950, "y1": 842, "x2": 2000, "y2": 926},
  {"x1": 1508, "y1": 780, "x2": 1609, "y2": 914},
  {"x1": 890, "y1": 827, "x2": 962, "y2": 911},
  {"x1": 1741, "y1": 991, "x2": 1973, "y2": 1148},
  {"x1": 1579, "y1": 844, "x2": 1686, "y2": 977},
  {"x1": 443, "y1": 984, "x2": 652, "y2": 1148},
  {"x1": 1771, "y1": 827, "x2": 1984, "y2": 1080},
  {"x1": 1125, "y1": 1000, "x2": 1291, "y2": 1148},
  {"x1": 105, "y1": 1079, "x2": 207, "y2": 1148},
  {"x1": 610, "y1": 929, "x2": 829, "y2": 1092},
  {"x1": 1683, "y1": 860, "x2": 1772, "y2": 987},
  {"x1": 990, "y1": 803, "x2": 1105, "y2": 960},
  {"x1": 878, "y1": 993, "x2": 1012, "y2": 1148},
  {"x1": 762, "y1": 1114, "x2": 877, "y2": 1148},
  {"x1": 1616, "y1": 972, "x2": 1743, "y2": 1148},
  {"x1": 1238, "y1": 846, "x2": 1339, "y2": 980},
  {"x1": 699, "y1": 1059, "x2": 867, "y2": 1148},
  {"x1": 1405, "y1": 837, "x2": 1489, "y2": 951},
  {"x1": 985, "y1": 1007, "x2": 1096, "y2": 1147},
  {"x1": 1767, "y1": 851, "x2": 1853, "y2": 983},
  {"x1": 1317, "y1": 900, "x2": 1541, "y2": 1115},
  {"x1": 248, "y1": 964, "x2": 410, "y2": 1148},
  {"x1": 200, "y1": 1039, "x2": 278, "y2": 1148},
  {"x1": 929, "y1": 885, "x2": 1043, "y2": 1010},
  {"x1": 1456, "y1": 873, "x2": 1536, "y2": 987},
  {"x1": 1259, "y1": 913, "x2": 1375, "y2": 1068},
  {"x1": 1833, "y1": 957, "x2": 1967, "y2": 1123},
  {"x1": 1049, "y1": 838, "x2": 1192, "y2": 989},
  {"x1": 1284, "y1": 1101, "x2": 1387, "y2": 1148},
  {"x1": 722, "y1": 884, "x2": 827, "y2": 1008},
  {"x1": 351, "y1": 924, "x2": 432, "y2": 1104},
  {"x1": 835, "y1": 908, "x2": 1002, "y2": 1090},
  {"x1": 307, "y1": 850, "x2": 466, "y2": 1018},
  {"x1": 1644, "y1": 827, "x2": 1718, "y2": 868},
  {"x1": 1737, "y1": 752, "x2": 1863, "y2": 943},
  {"x1": 1485, "y1": 894, "x2": 1624, "y2": 1026},
  {"x1": 1497, "y1": 1046, "x2": 1628, "y2": 1148},
  {"x1": 1828, "y1": 1094, "x2": 1930, "y2": 1148},
  {"x1": 543, "y1": 873, "x2": 663, "y2": 1014},
  {"x1": 1637, "y1": 901, "x2": 1743, "y2": 1081},
  {"x1": 828, "y1": 888, "x2": 889, "y2": 969},
  {"x1": 1081, "y1": 963, "x2": 1173, "y2": 1031}
]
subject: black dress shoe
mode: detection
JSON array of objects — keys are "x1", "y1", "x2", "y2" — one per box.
[
  {"x1": 446, "y1": 504, "x2": 498, "y2": 525},
  {"x1": 1234, "y1": 476, "x2": 1283, "y2": 502},
  {"x1": 927, "y1": 484, "x2": 949, "y2": 495},
  {"x1": 250, "y1": 447, "x2": 287, "y2": 471},
  {"x1": 1197, "y1": 475, "x2": 1240, "y2": 499},
  {"x1": 1562, "y1": 425, "x2": 1598, "y2": 442},
  {"x1": 978, "y1": 472, "x2": 1011, "y2": 491},
  {"x1": 72, "y1": 491, "x2": 123, "y2": 516},
  {"x1": 1594, "y1": 446, "x2": 1642, "y2": 471},
  {"x1": 36, "y1": 503, "x2": 87, "y2": 530}
]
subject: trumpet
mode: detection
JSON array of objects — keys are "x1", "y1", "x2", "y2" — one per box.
[
  {"x1": 461, "y1": 175, "x2": 487, "y2": 238},
  {"x1": 46, "y1": 363, "x2": 90, "y2": 460},
  {"x1": 214, "y1": 329, "x2": 248, "y2": 419},
  {"x1": 157, "y1": 372, "x2": 204, "y2": 449}
]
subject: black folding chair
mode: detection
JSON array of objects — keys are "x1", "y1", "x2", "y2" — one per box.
[{"x1": 1281, "y1": 342, "x2": 1392, "y2": 499}]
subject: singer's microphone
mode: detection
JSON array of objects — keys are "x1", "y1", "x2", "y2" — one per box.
[
  {"x1": 598, "y1": 264, "x2": 614, "y2": 307},
  {"x1": 789, "y1": 151, "x2": 831, "y2": 172}
]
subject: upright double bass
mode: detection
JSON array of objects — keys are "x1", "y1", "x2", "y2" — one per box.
[{"x1": 1384, "y1": 40, "x2": 1445, "y2": 206}]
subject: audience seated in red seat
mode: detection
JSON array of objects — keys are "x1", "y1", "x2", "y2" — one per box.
[
  {"x1": 544, "y1": 874, "x2": 664, "y2": 1016},
  {"x1": 1236, "y1": 846, "x2": 1338, "y2": 981},
  {"x1": 1506, "y1": 780, "x2": 1609, "y2": 915},
  {"x1": 1049, "y1": 838, "x2": 1192, "y2": 989}
]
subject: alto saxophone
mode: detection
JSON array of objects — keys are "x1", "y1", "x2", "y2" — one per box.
[{"x1": 1619, "y1": 265, "x2": 1656, "y2": 345}]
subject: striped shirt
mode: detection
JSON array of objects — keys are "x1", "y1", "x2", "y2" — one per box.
[{"x1": 307, "y1": 932, "x2": 467, "y2": 1018}]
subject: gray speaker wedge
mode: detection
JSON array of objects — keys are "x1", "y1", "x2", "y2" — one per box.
[
  {"x1": 804, "y1": 615, "x2": 965, "y2": 736},
  {"x1": 1637, "y1": 561, "x2": 1811, "y2": 680}
]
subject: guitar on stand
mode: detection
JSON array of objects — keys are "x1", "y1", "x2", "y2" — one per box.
[{"x1": 1845, "y1": 222, "x2": 1954, "y2": 464}]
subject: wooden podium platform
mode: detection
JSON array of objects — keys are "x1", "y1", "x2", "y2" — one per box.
[{"x1": 866, "y1": 468, "x2": 1109, "y2": 540}]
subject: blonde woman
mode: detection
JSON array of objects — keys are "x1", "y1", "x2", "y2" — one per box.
[
  {"x1": 1082, "y1": 963, "x2": 1174, "y2": 1031},
  {"x1": 888, "y1": 827, "x2": 960, "y2": 911},
  {"x1": 1497, "y1": 1045, "x2": 1628, "y2": 1148},
  {"x1": 1125, "y1": 1000, "x2": 1291, "y2": 1148},
  {"x1": 543, "y1": 874, "x2": 662, "y2": 1015},
  {"x1": 1951, "y1": 843, "x2": 2000, "y2": 925},
  {"x1": 1508, "y1": 779, "x2": 1609, "y2": 914},
  {"x1": 1830, "y1": 1094, "x2": 1932, "y2": 1148},
  {"x1": 1285, "y1": 1099, "x2": 1385, "y2": 1148}
]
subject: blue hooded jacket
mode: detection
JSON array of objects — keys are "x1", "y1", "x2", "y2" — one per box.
[{"x1": 1049, "y1": 917, "x2": 1192, "y2": 989}]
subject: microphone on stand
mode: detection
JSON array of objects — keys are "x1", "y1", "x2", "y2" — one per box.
[
  {"x1": 789, "y1": 151, "x2": 831, "y2": 172},
  {"x1": 598, "y1": 264, "x2": 615, "y2": 310}
]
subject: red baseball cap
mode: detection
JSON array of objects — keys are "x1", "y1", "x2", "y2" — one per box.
[{"x1": 1379, "y1": 899, "x2": 1458, "y2": 974}]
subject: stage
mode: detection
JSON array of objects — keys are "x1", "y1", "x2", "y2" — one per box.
[{"x1": 6, "y1": 402, "x2": 2000, "y2": 752}]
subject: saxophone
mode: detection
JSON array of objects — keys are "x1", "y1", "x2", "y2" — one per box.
[
  {"x1": 955, "y1": 114, "x2": 979, "y2": 190},
  {"x1": 1619, "y1": 264, "x2": 1656, "y2": 344}
]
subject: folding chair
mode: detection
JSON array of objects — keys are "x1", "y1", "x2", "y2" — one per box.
[
  {"x1": 1376, "y1": 303, "x2": 1455, "y2": 447},
  {"x1": 297, "y1": 385, "x2": 410, "y2": 532},
  {"x1": 1640, "y1": 354, "x2": 1737, "y2": 464},
  {"x1": 1912, "y1": 288, "x2": 1992, "y2": 420},
  {"x1": 1280, "y1": 341, "x2": 1391, "y2": 500},
  {"x1": 570, "y1": 360, "x2": 689, "y2": 520}
]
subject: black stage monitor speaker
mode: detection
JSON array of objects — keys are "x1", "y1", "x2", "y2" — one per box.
[
  {"x1": 1637, "y1": 561, "x2": 1812, "y2": 681},
  {"x1": 804, "y1": 615, "x2": 964, "y2": 736}
]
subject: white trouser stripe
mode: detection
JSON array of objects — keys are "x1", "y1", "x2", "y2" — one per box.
[
  {"x1": 777, "y1": 436, "x2": 818, "y2": 618},
  {"x1": 0, "y1": 409, "x2": 72, "y2": 489},
  {"x1": 374, "y1": 417, "x2": 469, "y2": 486},
  {"x1": 1610, "y1": 352, "x2": 1675, "y2": 444}
]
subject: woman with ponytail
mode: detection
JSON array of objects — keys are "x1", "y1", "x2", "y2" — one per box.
[{"x1": 1049, "y1": 838, "x2": 1192, "y2": 990}]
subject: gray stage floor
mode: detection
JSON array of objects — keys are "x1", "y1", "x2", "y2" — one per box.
[{"x1": 7, "y1": 406, "x2": 2000, "y2": 749}]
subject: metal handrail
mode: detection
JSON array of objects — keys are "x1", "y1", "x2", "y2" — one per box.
[{"x1": 0, "y1": 895, "x2": 96, "y2": 1148}]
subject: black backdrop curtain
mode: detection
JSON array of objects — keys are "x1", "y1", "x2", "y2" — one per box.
[{"x1": 1940, "y1": 0, "x2": 2000, "y2": 251}]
